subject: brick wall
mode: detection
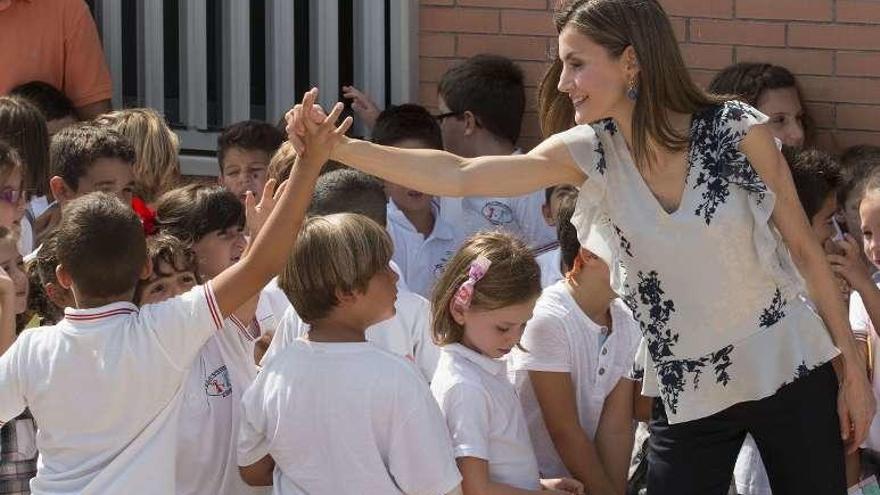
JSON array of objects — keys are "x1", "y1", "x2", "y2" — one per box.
[{"x1": 418, "y1": 0, "x2": 880, "y2": 153}]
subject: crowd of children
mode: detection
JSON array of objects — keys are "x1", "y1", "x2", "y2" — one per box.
[{"x1": 1, "y1": 14, "x2": 880, "y2": 495}]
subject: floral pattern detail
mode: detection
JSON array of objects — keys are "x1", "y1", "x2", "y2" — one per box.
[
  {"x1": 758, "y1": 288, "x2": 787, "y2": 328},
  {"x1": 691, "y1": 102, "x2": 769, "y2": 225},
  {"x1": 655, "y1": 344, "x2": 735, "y2": 413},
  {"x1": 602, "y1": 118, "x2": 617, "y2": 136},
  {"x1": 594, "y1": 140, "x2": 607, "y2": 176},
  {"x1": 613, "y1": 223, "x2": 634, "y2": 257}
]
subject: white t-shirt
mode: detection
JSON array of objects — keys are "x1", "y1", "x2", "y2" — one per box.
[
  {"x1": 508, "y1": 283, "x2": 640, "y2": 477},
  {"x1": 261, "y1": 290, "x2": 440, "y2": 381},
  {"x1": 850, "y1": 288, "x2": 880, "y2": 451},
  {"x1": 237, "y1": 339, "x2": 462, "y2": 495},
  {"x1": 386, "y1": 200, "x2": 462, "y2": 298},
  {"x1": 536, "y1": 247, "x2": 563, "y2": 289},
  {"x1": 0, "y1": 284, "x2": 223, "y2": 494},
  {"x1": 430, "y1": 344, "x2": 541, "y2": 490},
  {"x1": 441, "y1": 191, "x2": 555, "y2": 252},
  {"x1": 176, "y1": 301, "x2": 279, "y2": 495}
]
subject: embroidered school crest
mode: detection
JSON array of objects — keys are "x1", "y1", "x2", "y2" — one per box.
[
  {"x1": 481, "y1": 201, "x2": 514, "y2": 225},
  {"x1": 205, "y1": 366, "x2": 232, "y2": 397}
]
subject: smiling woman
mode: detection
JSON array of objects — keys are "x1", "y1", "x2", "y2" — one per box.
[{"x1": 286, "y1": 1, "x2": 873, "y2": 493}]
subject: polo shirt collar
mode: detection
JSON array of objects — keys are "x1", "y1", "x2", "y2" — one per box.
[
  {"x1": 65, "y1": 301, "x2": 138, "y2": 326},
  {"x1": 445, "y1": 343, "x2": 505, "y2": 376}
]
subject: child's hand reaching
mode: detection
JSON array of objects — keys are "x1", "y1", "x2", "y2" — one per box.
[
  {"x1": 341, "y1": 85, "x2": 381, "y2": 130},
  {"x1": 245, "y1": 179, "x2": 288, "y2": 240},
  {"x1": 828, "y1": 233, "x2": 874, "y2": 293},
  {"x1": 539, "y1": 477, "x2": 585, "y2": 494},
  {"x1": 285, "y1": 88, "x2": 330, "y2": 156}
]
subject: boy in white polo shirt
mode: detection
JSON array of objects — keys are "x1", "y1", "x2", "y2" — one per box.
[
  {"x1": 0, "y1": 88, "x2": 345, "y2": 494},
  {"x1": 237, "y1": 213, "x2": 462, "y2": 494},
  {"x1": 535, "y1": 184, "x2": 578, "y2": 288},
  {"x1": 260, "y1": 167, "x2": 440, "y2": 380},
  {"x1": 509, "y1": 199, "x2": 641, "y2": 493},
  {"x1": 373, "y1": 104, "x2": 463, "y2": 299}
]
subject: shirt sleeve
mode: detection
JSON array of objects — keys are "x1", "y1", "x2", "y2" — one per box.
[
  {"x1": 62, "y1": 0, "x2": 113, "y2": 107},
  {"x1": 237, "y1": 378, "x2": 271, "y2": 466},
  {"x1": 437, "y1": 383, "x2": 491, "y2": 461},
  {"x1": 723, "y1": 100, "x2": 770, "y2": 151},
  {"x1": 510, "y1": 312, "x2": 571, "y2": 373},
  {"x1": 138, "y1": 283, "x2": 224, "y2": 370},
  {"x1": 407, "y1": 294, "x2": 440, "y2": 381},
  {"x1": 554, "y1": 124, "x2": 603, "y2": 181},
  {"x1": 0, "y1": 337, "x2": 27, "y2": 423},
  {"x1": 850, "y1": 290, "x2": 872, "y2": 340},
  {"x1": 388, "y1": 386, "x2": 462, "y2": 495}
]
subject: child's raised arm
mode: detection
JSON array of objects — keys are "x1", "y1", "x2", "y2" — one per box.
[{"x1": 211, "y1": 88, "x2": 352, "y2": 319}]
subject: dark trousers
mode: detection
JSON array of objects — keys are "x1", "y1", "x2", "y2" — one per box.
[{"x1": 647, "y1": 362, "x2": 846, "y2": 495}]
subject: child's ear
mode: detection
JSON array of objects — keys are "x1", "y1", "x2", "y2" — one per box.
[
  {"x1": 541, "y1": 203, "x2": 555, "y2": 226},
  {"x1": 335, "y1": 288, "x2": 357, "y2": 307},
  {"x1": 462, "y1": 110, "x2": 478, "y2": 137},
  {"x1": 139, "y1": 258, "x2": 154, "y2": 281},
  {"x1": 49, "y1": 176, "x2": 74, "y2": 203},
  {"x1": 448, "y1": 297, "x2": 467, "y2": 326},
  {"x1": 55, "y1": 264, "x2": 73, "y2": 290}
]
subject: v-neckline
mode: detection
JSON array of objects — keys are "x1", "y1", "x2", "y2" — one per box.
[{"x1": 614, "y1": 113, "x2": 699, "y2": 217}]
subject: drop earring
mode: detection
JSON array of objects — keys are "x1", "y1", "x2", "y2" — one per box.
[{"x1": 626, "y1": 78, "x2": 639, "y2": 101}]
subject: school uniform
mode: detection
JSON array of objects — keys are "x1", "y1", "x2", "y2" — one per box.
[
  {"x1": 176, "y1": 294, "x2": 278, "y2": 495},
  {"x1": 386, "y1": 199, "x2": 462, "y2": 298},
  {"x1": 509, "y1": 282, "x2": 641, "y2": 477},
  {"x1": 261, "y1": 289, "x2": 440, "y2": 382},
  {"x1": 431, "y1": 344, "x2": 541, "y2": 490},
  {"x1": 237, "y1": 339, "x2": 462, "y2": 495},
  {"x1": 535, "y1": 247, "x2": 563, "y2": 289},
  {"x1": 0, "y1": 285, "x2": 223, "y2": 494}
]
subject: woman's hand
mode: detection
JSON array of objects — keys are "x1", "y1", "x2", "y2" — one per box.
[
  {"x1": 540, "y1": 477, "x2": 584, "y2": 494},
  {"x1": 839, "y1": 359, "x2": 876, "y2": 454}
]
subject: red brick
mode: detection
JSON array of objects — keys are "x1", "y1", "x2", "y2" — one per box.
[
  {"x1": 689, "y1": 69, "x2": 720, "y2": 89},
  {"x1": 836, "y1": 104, "x2": 880, "y2": 131},
  {"x1": 804, "y1": 102, "x2": 834, "y2": 129},
  {"x1": 670, "y1": 17, "x2": 687, "y2": 41},
  {"x1": 680, "y1": 44, "x2": 733, "y2": 70},
  {"x1": 518, "y1": 60, "x2": 553, "y2": 86},
  {"x1": 788, "y1": 24, "x2": 880, "y2": 50},
  {"x1": 799, "y1": 76, "x2": 880, "y2": 104},
  {"x1": 689, "y1": 19, "x2": 785, "y2": 46},
  {"x1": 420, "y1": 33, "x2": 456, "y2": 58},
  {"x1": 735, "y1": 0, "x2": 831, "y2": 21},
  {"x1": 659, "y1": 0, "x2": 733, "y2": 18},
  {"x1": 457, "y1": 34, "x2": 552, "y2": 60},
  {"x1": 825, "y1": 130, "x2": 880, "y2": 152},
  {"x1": 420, "y1": 58, "x2": 460, "y2": 82},
  {"x1": 501, "y1": 10, "x2": 556, "y2": 36},
  {"x1": 419, "y1": 82, "x2": 439, "y2": 108},
  {"x1": 735, "y1": 47, "x2": 833, "y2": 75},
  {"x1": 837, "y1": 0, "x2": 880, "y2": 23},
  {"x1": 458, "y1": 0, "x2": 548, "y2": 8},
  {"x1": 520, "y1": 112, "x2": 542, "y2": 138},
  {"x1": 420, "y1": 8, "x2": 499, "y2": 33},
  {"x1": 837, "y1": 52, "x2": 880, "y2": 77}
]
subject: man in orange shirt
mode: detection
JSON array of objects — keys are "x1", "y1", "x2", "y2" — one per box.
[{"x1": 0, "y1": 0, "x2": 112, "y2": 120}]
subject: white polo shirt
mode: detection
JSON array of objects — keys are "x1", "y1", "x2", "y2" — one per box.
[
  {"x1": 441, "y1": 191, "x2": 555, "y2": 252},
  {"x1": 430, "y1": 344, "x2": 541, "y2": 490},
  {"x1": 0, "y1": 284, "x2": 223, "y2": 494},
  {"x1": 387, "y1": 200, "x2": 462, "y2": 298},
  {"x1": 536, "y1": 247, "x2": 563, "y2": 289},
  {"x1": 508, "y1": 282, "x2": 640, "y2": 477},
  {"x1": 261, "y1": 290, "x2": 440, "y2": 381},
  {"x1": 238, "y1": 339, "x2": 462, "y2": 495}
]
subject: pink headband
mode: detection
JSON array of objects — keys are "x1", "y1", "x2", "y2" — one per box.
[{"x1": 453, "y1": 255, "x2": 492, "y2": 310}]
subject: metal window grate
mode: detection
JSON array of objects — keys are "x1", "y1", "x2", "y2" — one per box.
[{"x1": 88, "y1": 0, "x2": 418, "y2": 176}]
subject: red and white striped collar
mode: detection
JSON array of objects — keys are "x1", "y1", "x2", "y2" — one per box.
[{"x1": 65, "y1": 302, "x2": 138, "y2": 324}]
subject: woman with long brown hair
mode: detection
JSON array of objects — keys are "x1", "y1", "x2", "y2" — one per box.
[{"x1": 287, "y1": 1, "x2": 873, "y2": 492}]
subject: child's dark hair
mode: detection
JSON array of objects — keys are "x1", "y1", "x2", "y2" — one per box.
[
  {"x1": 50, "y1": 123, "x2": 135, "y2": 192},
  {"x1": 134, "y1": 233, "x2": 200, "y2": 304},
  {"x1": 54, "y1": 193, "x2": 147, "y2": 299},
  {"x1": 0, "y1": 140, "x2": 23, "y2": 188},
  {"x1": 838, "y1": 145, "x2": 880, "y2": 206},
  {"x1": 438, "y1": 54, "x2": 525, "y2": 144},
  {"x1": 310, "y1": 168, "x2": 387, "y2": 227},
  {"x1": 0, "y1": 95, "x2": 50, "y2": 196},
  {"x1": 431, "y1": 231, "x2": 540, "y2": 346},
  {"x1": 708, "y1": 63, "x2": 813, "y2": 144},
  {"x1": 217, "y1": 120, "x2": 285, "y2": 172},
  {"x1": 556, "y1": 198, "x2": 580, "y2": 272},
  {"x1": 27, "y1": 230, "x2": 62, "y2": 325},
  {"x1": 783, "y1": 146, "x2": 840, "y2": 219},
  {"x1": 154, "y1": 183, "x2": 245, "y2": 245},
  {"x1": 279, "y1": 213, "x2": 393, "y2": 323},
  {"x1": 544, "y1": 184, "x2": 579, "y2": 206},
  {"x1": 371, "y1": 104, "x2": 443, "y2": 149},
  {"x1": 9, "y1": 81, "x2": 76, "y2": 123}
]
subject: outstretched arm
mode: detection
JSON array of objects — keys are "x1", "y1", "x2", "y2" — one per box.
[{"x1": 285, "y1": 96, "x2": 586, "y2": 197}]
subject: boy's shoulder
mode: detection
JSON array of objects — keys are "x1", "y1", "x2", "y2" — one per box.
[{"x1": 533, "y1": 282, "x2": 577, "y2": 319}]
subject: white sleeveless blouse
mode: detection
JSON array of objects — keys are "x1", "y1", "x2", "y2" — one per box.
[{"x1": 556, "y1": 101, "x2": 839, "y2": 423}]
